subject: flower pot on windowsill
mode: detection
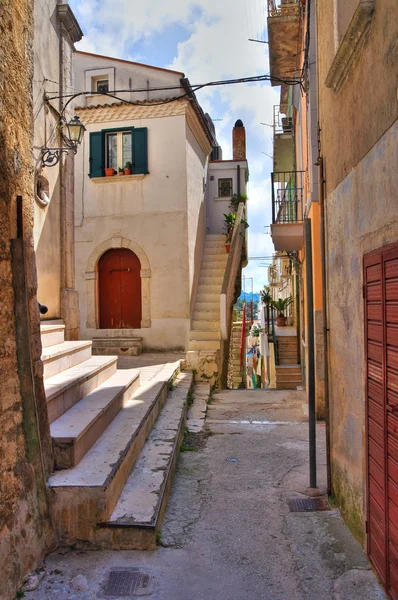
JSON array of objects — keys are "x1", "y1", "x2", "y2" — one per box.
[
  {"x1": 124, "y1": 169, "x2": 131, "y2": 175},
  {"x1": 105, "y1": 168, "x2": 115, "y2": 177},
  {"x1": 276, "y1": 315, "x2": 287, "y2": 327}
]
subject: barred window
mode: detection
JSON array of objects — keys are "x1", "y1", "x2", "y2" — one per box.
[{"x1": 218, "y1": 178, "x2": 233, "y2": 197}]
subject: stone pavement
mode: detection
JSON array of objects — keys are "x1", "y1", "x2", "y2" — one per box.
[{"x1": 25, "y1": 388, "x2": 386, "y2": 600}]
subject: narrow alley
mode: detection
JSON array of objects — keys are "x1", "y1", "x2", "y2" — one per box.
[{"x1": 27, "y1": 388, "x2": 385, "y2": 600}]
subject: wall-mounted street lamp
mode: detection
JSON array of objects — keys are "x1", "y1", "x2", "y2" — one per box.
[{"x1": 41, "y1": 115, "x2": 86, "y2": 167}]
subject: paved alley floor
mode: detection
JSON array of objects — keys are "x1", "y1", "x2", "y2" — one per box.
[{"x1": 27, "y1": 388, "x2": 386, "y2": 600}]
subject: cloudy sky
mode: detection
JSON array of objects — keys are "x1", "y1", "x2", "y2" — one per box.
[{"x1": 69, "y1": 0, "x2": 279, "y2": 296}]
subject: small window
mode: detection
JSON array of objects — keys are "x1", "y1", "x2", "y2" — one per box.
[
  {"x1": 96, "y1": 79, "x2": 109, "y2": 94},
  {"x1": 218, "y1": 178, "x2": 233, "y2": 198},
  {"x1": 105, "y1": 130, "x2": 133, "y2": 170}
]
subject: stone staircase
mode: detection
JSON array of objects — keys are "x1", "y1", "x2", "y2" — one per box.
[
  {"x1": 186, "y1": 234, "x2": 227, "y2": 385},
  {"x1": 227, "y1": 321, "x2": 250, "y2": 389},
  {"x1": 41, "y1": 321, "x2": 191, "y2": 549},
  {"x1": 275, "y1": 335, "x2": 302, "y2": 389}
]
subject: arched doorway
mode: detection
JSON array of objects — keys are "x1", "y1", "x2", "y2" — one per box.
[{"x1": 98, "y1": 248, "x2": 142, "y2": 329}]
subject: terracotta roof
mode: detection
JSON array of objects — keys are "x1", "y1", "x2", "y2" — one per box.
[
  {"x1": 75, "y1": 99, "x2": 188, "y2": 123},
  {"x1": 75, "y1": 51, "x2": 184, "y2": 76}
]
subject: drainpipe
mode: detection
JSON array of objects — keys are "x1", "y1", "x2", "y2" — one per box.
[
  {"x1": 305, "y1": 218, "x2": 317, "y2": 489},
  {"x1": 319, "y1": 157, "x2": 331, "y2": 495}
]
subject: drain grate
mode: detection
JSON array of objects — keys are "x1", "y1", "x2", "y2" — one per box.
[
  {"x1": 287, "y1": 497, "x2": 330, "y2": 512},
  {"x1": 102, "y1": 569, "x2": 152, "y2": 597}
]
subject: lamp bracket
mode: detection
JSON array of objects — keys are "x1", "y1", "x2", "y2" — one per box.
[{"x1": 41, "y1": 146, "x2": 77, "y2": 168}]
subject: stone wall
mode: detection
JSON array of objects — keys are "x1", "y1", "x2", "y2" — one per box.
[{"x1": 0, "y1": 2, "x2": 54, "y2": 598}]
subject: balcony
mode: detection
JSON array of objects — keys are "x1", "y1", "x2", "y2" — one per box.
[
  {"x1": 273, "y1": 105, "x2": 294, "y2": 172},
  {"x1": 270, "y1": 171, "x2": 305, "y2": 251},
  {"x1": 267, "y1": 0, "x2": 302, "y2": 85}
]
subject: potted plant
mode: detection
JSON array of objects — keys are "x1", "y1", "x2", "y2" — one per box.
[
  {"x1": 124, "y1": 161, "x2": 132, "y2": 175},
  {"x1": 225, "y1": 233, "x2": 232, "y2": 253},
  {"x1": 105, "y1": 167, "x2": 115, "y2": 177},
  {"x1": 260, "y1": 285, "x2": 272, "y2": 306},
  {"x1": 118, "y1": 167, "x2": 124, "y2": 176},
  {"x1": 271, "y1": 296, "x2": 293, "y2": 327}
]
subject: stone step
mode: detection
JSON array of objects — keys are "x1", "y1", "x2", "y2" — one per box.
[
  {"x1": 279, "y1": 358, "x2": 298, "y2": 365},
  {"x1": 276, "y1": 382, "x2": 302, "y2": 390},
  {"x1": 195, "y1": 293, "x2": 220, "y2": 303},
  {"x1": 276, "y1": 376, "x2": 302, "y2": 384},
  {"x1": 192, "y1": 310, "x2": 219, "y2": 321},
  {"x1": 42, "y1": 341, "x2": 93, "y2": 380},
  {"x1": 206, "y1": 234, "x2": 224, "y2": 241},
  {"x1": 205, "y1": 238, "x2": 225, "y2": 246},
  {"x1": 189, "y1": 330, "x2": 220, "y2": 341},
  {"x1": 275, "y1": 365, "x2": 301, "y2": 373},
  {"x1": 188, "y1": 340, "x2": 221, "y2": 351},
  {"x1": 49, "y1": 361, "x2": 181, "y2": 544},
  {"x1": 199, "y1": 273, "x2": 224, "y2": 283},
  {"x1": 203, "y1": 246, "x2": 225, "y2": 256},
  {"x1": 196, "y1": 285, "x2": 221, "y2": 295},
  {"x1": 201, "y1": 262, "x2": 225, "y2": 272},
  {"x1": 40, "y1": 323, "x2": 65, "y2": 348},
  {"x1": 195, "y1": 301, "x2": 219, "y2": 312},
  {"x1": 92, "y1": 338, "x2": 142, "y2": 357},
  {"x1": 99, "y1": 372, "x2": 193, "y2": 549},
  {"x1": 51, "y1": 369, "x2": 141, "y2": 469},
  {"x1": 45, "y1": 356, "x2": 118, "y2": 424},
  {"x1": 277, "y1": 338, "x2": 297, "y2": 346},
  {"x1": 192, "y1": 320, "x2": 219, "y2": 332}
]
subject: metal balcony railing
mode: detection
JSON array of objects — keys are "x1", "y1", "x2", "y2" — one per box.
[
  {"x1": 267, "y1": 0, "x2": 300, "y2": 18},
  {"x1": 273, "y1": 105, "x2": 293, "y2": 136},
  {"x1": 271, "y1": 171, "x2": 305, "y2": 224}
]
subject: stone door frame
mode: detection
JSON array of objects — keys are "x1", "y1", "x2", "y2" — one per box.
[{"x1": 85, "y1": 237, "x2": 151, "y2": 329}]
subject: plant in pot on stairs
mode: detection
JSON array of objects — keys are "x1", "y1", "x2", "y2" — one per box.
[
  {"x1": 271, "y1": 296, "x2": 293, "y2": 327},
  {"x1": 223, "y1": 212, "x2": 236, "y2": 253}
]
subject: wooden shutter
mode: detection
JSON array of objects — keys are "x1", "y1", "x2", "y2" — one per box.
[
  {"x1": 89, "y1": 131, "x2": 104, "y2": 178},
  {"x1": 133, "y1": 128, "x2": 148, "y2": 174}
]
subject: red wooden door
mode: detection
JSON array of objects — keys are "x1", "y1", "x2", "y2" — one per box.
[
  {"x1": 365, "y1": 243, "x2": 398, "y2": 600},
  {"x1": 99, "y1": 248, "x2": 141, "y2": 329}
]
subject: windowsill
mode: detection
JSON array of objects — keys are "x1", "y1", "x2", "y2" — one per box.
[
  {"x1": 214, "y1": 196, "x2": 232, "y2": 202},
  {"x1": 91, "y1": 174, "x2": 146, "y2": 184}
]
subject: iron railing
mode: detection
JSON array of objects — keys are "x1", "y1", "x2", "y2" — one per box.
[
  {"x1": 271, "y1": 171, "x2": 305, "y2": 224},
  {"x1": 267, "y1": 0, "x2": 300, "y2": 18},
  {"x1": 273, "y1": 104, "x2": 293, "y2": 136}
]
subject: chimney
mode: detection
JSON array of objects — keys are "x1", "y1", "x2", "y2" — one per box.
[{"x1": 232, "y1": 119, "x2": 246, "y2": 160}]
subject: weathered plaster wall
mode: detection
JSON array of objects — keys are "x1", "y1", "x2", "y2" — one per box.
[
  {"x1": 317, "y1": 0, "x2": 398, "y2": 196},
  {"x1": 33, "y1": 0, "x2": 62, "y2": 318},
  {"x1": 325, "y1": 120, "x2": 398, "y2": 542},
  {"x1": 0, "y1": 2, "x2": 54, "y2": 597},
  {"x1": 318, "y1": 0, "x2": 398, "y2": 543}
]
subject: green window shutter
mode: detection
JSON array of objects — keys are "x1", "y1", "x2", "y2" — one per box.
[
  {"x1": 89, "y1": 131, "x2": 104, "y2": 177},
  {"x1": 133, "y1": 127, "x2": 148, "y2": 174}
]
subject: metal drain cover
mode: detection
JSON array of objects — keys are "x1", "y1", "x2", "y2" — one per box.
[
  {"x1": 101, "y1": 568, "x2": 152, "y2": 597},
  {"x1": 287, "y1": 497, "x2": 330, "y2": 512}
]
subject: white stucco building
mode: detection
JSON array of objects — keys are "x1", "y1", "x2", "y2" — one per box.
[{"x1": 73, "y1": 52, "x2": 218, "y2": 351}]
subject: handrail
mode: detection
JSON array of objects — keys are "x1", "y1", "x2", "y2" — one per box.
[{"x1": 220, "y1": 202, "x2": 245, "y2": 340}]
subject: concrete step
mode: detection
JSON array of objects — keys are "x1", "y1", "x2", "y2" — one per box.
[
  {"x1": 192, "y1": 310, "x2": 219, "y2": 321},
  {"x1": 206, "y1": 233, "x2": 225, "y2": 242},
  {"x1": 45, "y1": 356, "x2": 118, "y2": 423},
  {"x1": 189, "y1": 330, "x2": 220, "y2": 341},
  {"x1": 195, "y1": 302, "x2": 219, "y2": 312},
  {"x1": 49, "y1": 361, "x2": 181, "y2": 544},
  {"x1": 276, "y1": 382, "x2": 302, "y2": 390},
  {"x1": 42, "y1": 341, "x2": 93, "y2": 380},
  {"x1": 51, "y1": 369, "x2": 141, "y2": 469},
  {"x1": 100, "y1": 372, "x2": 193, "y2": 549},
  {"x1": 195, "y1": 293, "x2": 220, "y2": 303},
  {"x1": 192, "y1": 320, "x2": 219, "y2": 332},
  {"x1": 203, "y1": 246, "x2": 225, "y2": 256},
  {"x1": 279, "y1": 358, "x2": 298, "y2": 365},
  {"x1": 275, "y1": 365, "x2": 301, "y2": 373},
  {"x1": 40, "y1": 323, "x2": 65, "y2": 348},
  {"x1": 199, "y1": 273, "x2": 224, "y2": 283},
  {"x1": 277, "y1": 338, "x2": 297, "y2": 346},
  {"x1": 200, "y1": 262, "x2": 225, "y2": 272},
  {"x1": 188, "y1": 340, "x2": 221, "y2": 351},
  {"x1": 92, "y1": 338, "x2": 142, "y2": 357},
  {"x1": 276, "y1": 376, "x2": 302, "y2": 384}
]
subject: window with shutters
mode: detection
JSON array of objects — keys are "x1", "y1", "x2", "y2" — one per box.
[{"x1": 89, "y1": 127, "x2": 148, "y2": 178}]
